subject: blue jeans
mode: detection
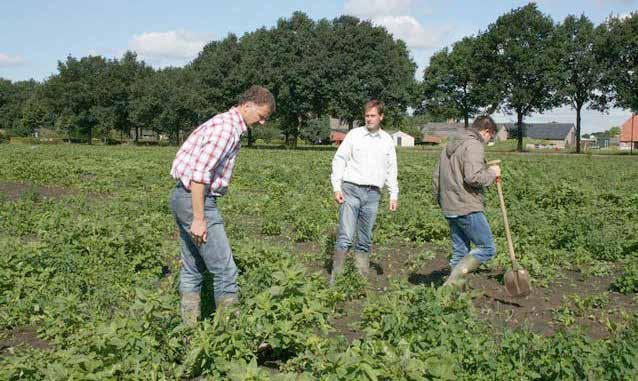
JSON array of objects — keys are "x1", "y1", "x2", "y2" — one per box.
[
  {"x1": 446, "y1": 212, "x2": 495, "y2": 267},
  {"x1": 335, "y1": 182, "x2": 381, "y2": 253},
  {"x1": 170, "y1": 183, "x2": 239, "y2": 301}
]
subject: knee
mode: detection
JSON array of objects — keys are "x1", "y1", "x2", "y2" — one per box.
[{"x1": 179, "y1": 272, "x2": 203, "y2": 293}]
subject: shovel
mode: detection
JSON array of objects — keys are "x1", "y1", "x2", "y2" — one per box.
[{"x1": 489, "y1": 160, "x2": 532, "y2": 298}]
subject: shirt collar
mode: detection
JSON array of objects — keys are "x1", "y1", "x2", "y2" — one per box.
[
  {"x1": 364, "y1": 126, "x2": 382, "y2": 137},
  {"x1": 229, "y1": 107, "x2": 248, "y2": 136}
]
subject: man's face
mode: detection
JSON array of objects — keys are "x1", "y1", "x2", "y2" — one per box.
[
  {"x1": 480, "y1": 129, "x2": 494, "y2": 143},
  {"x1": 242, "y1": 102, "x2": 271, "y2": 127},
  {"x1": 364, "y1": 107, "x2": 384, "y2": 129}
]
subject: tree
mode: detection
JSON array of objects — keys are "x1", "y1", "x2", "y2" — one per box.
[
  {"x1": 598, "y1": 12, "x2": 638, "y2": 112},
  {"x1": 555, "y1": 14, "x2": 604, "y2": 153},
  {"x1": 239, "y1": 12, "x2": 332, "y2": 147},
  {"x1": 0, "y1": 79, "x2": 41, "y2": 135},
  {"x1": 609, "y1": 126, "x2": 621, "y2": 137},
  {"x1": 44, "y1": 55, "x2": 111, "y2": 143},
  {"x1": 326, "y1": 16, "x2": 417, "y2": 129},
  {"x1": 300, "y1": 116, "x2": 330, "y2": 144},
  {"x1": 106, "y1": 51, "x2": 153, "y2": 142},
  {"x1": 22, "y1": 91, "x2": 51, "y2": 136},
  {"x1": 484, "y1": 4, "x2": 561, "y2": 152},
  {"x1": 419, "y1": 36, "x2": 502, "y2": 127},
  {"x1": 191, "y1": 34, "x2": 244, "y2": 116},
  {"x1": 131, "y1": 67, "x2": 205, "y2": 144}
]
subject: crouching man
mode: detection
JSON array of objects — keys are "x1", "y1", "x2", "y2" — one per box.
[
  {"x1": 170, "y1": 86, "x2": 275, "y2": 325},
  {"x1": 432, "y1": 115, "x2": 501, "y2": 287}
]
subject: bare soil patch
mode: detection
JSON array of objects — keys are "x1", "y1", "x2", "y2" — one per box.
[
  {"x1": 290, "y1": 237, "x2": 636, "y2": 340},
  {"x1": 0, "y1": 327, "x2": 51, "y2": 355},
  {"x1": 0, "y1": 180, "x2": 79, "y2": 201}
]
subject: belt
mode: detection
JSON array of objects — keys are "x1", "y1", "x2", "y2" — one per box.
[
  {"x1": 176, "y1": 181, "x2": 213, "y2": 195},
  {"x1": 344, "y1": 181, "x2": 380, "y2": 192}
]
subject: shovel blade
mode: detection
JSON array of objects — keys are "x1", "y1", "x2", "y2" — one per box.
[{"x1": 504, "y1": 269, "x2": 532, "y2": 297}]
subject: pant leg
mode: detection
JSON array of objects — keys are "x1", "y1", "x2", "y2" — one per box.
[
  {"x1": 447, "y1": 216, "x2": 471, "y2": 268},
  {"x1": 334, "y1": 183, "x2": 361, "y2": 252},
  {"x1": 199, "y1": 196, "x2": 239, "y2": 303},
  {"x1": 170, "y1": 185, "x2": 206, "y2": 294},
  {"x1": 353, "y1": 189, "x2": 380, "y2": 253},
  {"x1": 458, "y1": 212, "x2": 496, "y2": 264}
]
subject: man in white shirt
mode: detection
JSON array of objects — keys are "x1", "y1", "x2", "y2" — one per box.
[{"x1": 330, "y1": 100, "x2": 399, "y2": 285}]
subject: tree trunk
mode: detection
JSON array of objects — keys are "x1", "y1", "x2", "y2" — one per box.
[
  {"x1": 286, "y1": 128, "x2": 298, "y2": 148},
  {"x1": 575, "y1": 102, "x2": 582, "y2": 154},
  {"x1": 135, "y1": 127, "x2": 139, "y2": 143},
  {"x1": 464, "y1": 113, "x2": 469, "y2": 128},
  {"x1": 247, "y1": 127, "x2": 253, "y2": 147},
  {"x1": 516, "y1": 111, "x2": 524, "y2": 153},
  {"x1": 87, "y1": 125, "x2": 93, "y2": 145}
]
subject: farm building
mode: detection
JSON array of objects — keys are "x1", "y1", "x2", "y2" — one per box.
[
  {"x1": 620, "y1": 114, "x2": 638, "y2": 150},
  {"x1": 387, "y1": 130, "x2": 415, "y2": 147},
  {"x1": 421, "y1": 135, "x2": 442, "y2": 145},
  {"x1": 501, "y1": 122, "x2": 576, "y2": 149},
  {"x1": 330, "y1": 128, "x2": 348, "y2": 146},
  {"x1": 419, "y1": 121, "x2": 508, "y2": 144},
  {"x1": 419, "y1": 122, "x2": 464, "y2": 144}
]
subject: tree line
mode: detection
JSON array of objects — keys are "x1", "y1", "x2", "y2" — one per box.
[
  {"x1": 1, "y1": 5, "x2": 636, "y2": 152},
  {"x1": 419, "y1": 4, "x2": 637, "y2": 153}
]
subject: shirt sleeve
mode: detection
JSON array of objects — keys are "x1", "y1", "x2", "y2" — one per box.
[
  {"x1": 190, "y1": 123, "x2": 235, "y2": 184},
  {"x1": 385, "y1": 141, "x2": 399, "y2": 200},
  {"x1": 462, "y1": 141, "x2": 496, "y2": 188},
  {"x1": 331, "y1": 131, "x2": 353, "y2": 193}
]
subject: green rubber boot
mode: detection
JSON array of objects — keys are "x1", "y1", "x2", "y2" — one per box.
[
  {"x1": 443, "y1": 254, "x2": 481, "y2": 288},
  {"x1": 330, "y1": 250, "x2": 347, "y2": 286},
  {"x1": 180, "y1": 292, "x2": 201, "y2": 327},
  {"x1": 354, "y1": 251, "x2": 370, "y2": 278}
]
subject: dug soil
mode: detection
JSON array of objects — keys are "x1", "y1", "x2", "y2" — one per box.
[{"x1": 290, "y1": 238, "x2": 636, "y2": 342}]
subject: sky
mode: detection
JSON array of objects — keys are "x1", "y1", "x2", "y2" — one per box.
[{"x1": 1, "y1": 0, "x2": 636, "y2": 133}]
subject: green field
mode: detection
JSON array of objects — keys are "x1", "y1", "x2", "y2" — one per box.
[{"x1": 1, "y1": 144, "x2": 637, "y2": 380}]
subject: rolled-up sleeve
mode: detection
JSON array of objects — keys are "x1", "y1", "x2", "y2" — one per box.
[{"x1": 191, "y1": 125, "x2": 234, "y2": 184}]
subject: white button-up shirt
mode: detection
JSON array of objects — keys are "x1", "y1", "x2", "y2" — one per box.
[{"x1": 331, "y1": 126, "x2": 399, "y2": 200}]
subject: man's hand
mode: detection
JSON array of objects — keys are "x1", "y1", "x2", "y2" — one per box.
[
  {"x1": 490, "y1": 165, "x2": 501, "y2": 178},
  {"x1": 389, "y1": 199, "x2": 398, "y2": 211},
  {"x1": 334, "y1": 191, "x2": 345, "y2": 204},
  {"x1": 190, "y1": 218, "x2": 207, "y2": 246}
]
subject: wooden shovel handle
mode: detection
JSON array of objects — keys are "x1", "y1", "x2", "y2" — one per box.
[{"x1": 496, "y1": 177, "x2": 519, "y2": 271}]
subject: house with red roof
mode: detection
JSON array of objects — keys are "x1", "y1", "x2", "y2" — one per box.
[{"x1": 620, "y1": 114, "x2": 638, "y2": 150}]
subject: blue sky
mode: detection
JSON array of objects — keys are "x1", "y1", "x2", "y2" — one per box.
[{"x1": 1, "y1": 0, "x2": 636, "y2": 132}]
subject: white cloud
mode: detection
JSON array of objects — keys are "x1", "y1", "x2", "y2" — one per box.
[
  {"x1": 344, "y1": 0, "x2": 412, "y2": 18},
  {"x1": 0, "y1": 53, "x2": 25, "y2": 67},
  {"x1": 373, "y1": 15, "x2": 444, "y2": 49},
  {"x1": 128, "y1": 30, "x2": 213, "y2": 60}
]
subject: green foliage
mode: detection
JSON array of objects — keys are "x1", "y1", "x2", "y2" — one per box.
[
  {"x1": 483, "y1": 3, "x2": 561, "y2": 152},
  {"x1": 612, "y1": 261, "x2": 638, "y2": 294},
  {"x1": 0, "y1": 145, "x2": 637, "y2": 379}
]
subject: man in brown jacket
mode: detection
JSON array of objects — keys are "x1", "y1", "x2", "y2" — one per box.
[{"x1": 432, "y1": 115, "x2": 501, "y2": 287}]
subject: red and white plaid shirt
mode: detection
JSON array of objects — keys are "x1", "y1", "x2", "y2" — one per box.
[{"x1": 171, "y1": 107, "x2": 247, "y2": 196}]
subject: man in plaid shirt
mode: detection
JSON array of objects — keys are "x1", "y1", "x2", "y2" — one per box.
[{"x1": 170, "y1": 85, "x2": 275, "y2": 325}]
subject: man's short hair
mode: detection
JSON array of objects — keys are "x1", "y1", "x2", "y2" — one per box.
[
  {"x1": 364, "y1": 99, "x2": 385, "y2": 115},
  {"x1": 472, "y1": 115, "x2": 497, "y2": 135},
  {"x1": 238, "y1": 85, "x2": 276, "y2": 113}
]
